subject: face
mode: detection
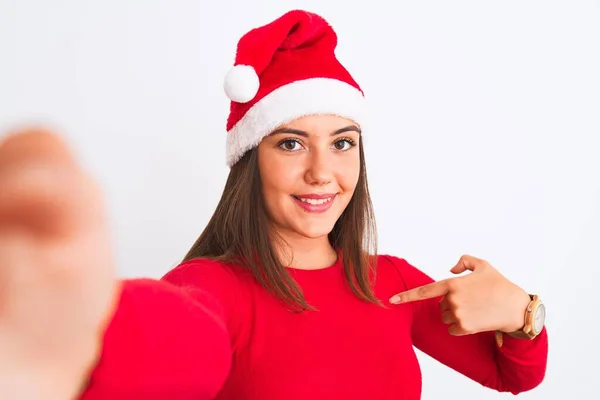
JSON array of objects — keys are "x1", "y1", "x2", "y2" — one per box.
[{"x1": 257, "y1": 114, "x2": 361, "y2": 241}]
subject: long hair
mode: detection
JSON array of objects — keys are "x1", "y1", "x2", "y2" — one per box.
[{"x1": 182, "y1": 139, "x2": 379, "y2": 311}]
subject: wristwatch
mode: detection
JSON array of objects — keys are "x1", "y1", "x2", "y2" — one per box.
[{"x1": 495, "y1": 294, "x2": 545, "y2": 347}]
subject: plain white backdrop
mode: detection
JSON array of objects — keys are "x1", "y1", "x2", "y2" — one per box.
[{"x1": 1, "y1": 0, "x2": 599, "y2": 398}]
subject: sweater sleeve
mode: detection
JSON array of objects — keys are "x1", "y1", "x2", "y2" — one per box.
[
  {"x1": 388, "y1": 256, "x2": 548, "y2": 395},
  {"x1": 78, "y1": 259, "x2": 240, "y2": 400}
]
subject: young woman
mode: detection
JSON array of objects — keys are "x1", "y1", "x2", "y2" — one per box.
[{"x1": 0, "y1": 9, "x2": 548, "y2": 400}]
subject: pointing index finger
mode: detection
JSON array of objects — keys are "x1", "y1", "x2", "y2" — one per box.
[{"x1": 389, "y1": 279, "x2": 450, "y2": 304}]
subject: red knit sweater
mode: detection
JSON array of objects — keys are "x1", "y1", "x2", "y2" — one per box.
[{"x1": 79, "y1": 255, "x2": 548, "y2": 399}]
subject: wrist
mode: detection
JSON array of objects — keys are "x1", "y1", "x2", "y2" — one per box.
[
  {"x1": 496, "y1": 293, "x2": 545, "y2": 347},
  {"x1": 502, "y1": 290, "x2": 532, "y2": 333}
]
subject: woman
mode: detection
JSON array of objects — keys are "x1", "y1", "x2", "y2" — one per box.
[{"x1": 0, "y1": 9, "x2": 547, "y2": 400}]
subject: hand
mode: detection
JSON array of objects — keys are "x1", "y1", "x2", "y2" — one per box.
[
  {"x1": 0, "y1": 129, "x2": 121, "y2": 399},
  {"x1": 389, "y1": 255, "x2": 531, "y2": 336}
]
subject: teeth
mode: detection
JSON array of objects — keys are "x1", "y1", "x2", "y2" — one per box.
[{"x1": 298, "y1": 197, "x2": 332, "y2": 205}]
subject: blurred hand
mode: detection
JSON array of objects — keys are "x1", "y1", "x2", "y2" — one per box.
[{"x1": 0, "y1": 128, "x2": 121, "y2": 399}]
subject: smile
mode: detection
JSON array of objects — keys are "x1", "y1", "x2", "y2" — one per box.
[
  {"x1": 292, "y1": 194, "x2": 336, "y2": 213},
  {"x1": 297, "y1": 197, "x2": 333, "y2": 205}
]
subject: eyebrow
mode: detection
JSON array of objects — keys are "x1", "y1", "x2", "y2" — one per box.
[{"x1": 269, "y1": 125, "x2": 361, "y2": 137}]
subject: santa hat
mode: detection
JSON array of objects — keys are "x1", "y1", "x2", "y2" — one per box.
[{"x1": 223, "y1": 9, "x2": 368, "y2": 166}]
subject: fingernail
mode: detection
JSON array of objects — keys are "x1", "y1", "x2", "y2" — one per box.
[{"x1": 389, "y1": 295, "x2": 402, "y2": 304}]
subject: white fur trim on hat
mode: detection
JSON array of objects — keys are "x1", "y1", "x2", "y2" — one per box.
[{"x1": 226, "y1": 77, "x2": 368, "y2": 166}]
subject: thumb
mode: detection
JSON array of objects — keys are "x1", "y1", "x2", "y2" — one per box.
[
  {"x1": 450, "y1": 263, "x2": 468, "y2": 274},
  {"x1": 450, "y1": 254, "x2": 485, "y2": 275}
]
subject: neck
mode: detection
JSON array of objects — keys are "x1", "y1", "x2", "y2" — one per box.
[{"x1": 274, "y1": 230, "x2": 337, "y2": 270}]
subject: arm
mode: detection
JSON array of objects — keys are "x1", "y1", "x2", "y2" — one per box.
[
  {"x1": 79, "y1": 260, "x2": 238, "y2": 400},
  {"x1": 389, "y1": 256, "x2": 548, "y2": 394}
]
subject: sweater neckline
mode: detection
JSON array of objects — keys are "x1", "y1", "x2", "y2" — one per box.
[{"x1": 284, "y1": 250, "x2": 343, "y2": 273}]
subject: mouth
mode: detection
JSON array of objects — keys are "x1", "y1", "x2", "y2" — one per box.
[{"x1": 292, "y1": 193, "x2": 337, "y2": 214}]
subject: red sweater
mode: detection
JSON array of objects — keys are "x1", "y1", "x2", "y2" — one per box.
[{"x1": 79, "y1": 255, "x2": 548, "y2": 399}]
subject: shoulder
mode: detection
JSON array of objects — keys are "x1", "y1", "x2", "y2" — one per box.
[
  {"x1": 374, "y1": 254, "x2": 417, "y2": 276},
  {"x1": 161, "y1": 257, "x2": 250, "y2": 290},
  {"x1": 160, "y1": 257, "x2": 254, "y2": 319},
  {"x1": 375, "y1": 254, "x2": 435, "y2": 290},
  {"x1": 161, "y1": 257, "x2": 255, "y2": 349}
]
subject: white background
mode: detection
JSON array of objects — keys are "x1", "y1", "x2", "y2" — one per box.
[{"x1": 1, "y1": 0, "x2": 599, "y2": 398}]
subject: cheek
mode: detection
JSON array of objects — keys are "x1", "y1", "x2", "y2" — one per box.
[
  {"x1": 337, "y1": 156, "x2": 361, "y2": 193},
  {"x1": 259, "y1": 153, "x2": 302, "y2": 202}
]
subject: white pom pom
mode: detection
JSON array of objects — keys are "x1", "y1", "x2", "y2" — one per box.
[{"x1": 223, "y1": 64, "x2": 260, "y2": 103}]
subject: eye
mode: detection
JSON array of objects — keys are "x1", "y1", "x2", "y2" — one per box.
[
  {"x1": 332, "y1": 138, "x2": 356, "y2": 151},
  {"x1": 277, "y1": 138, "x2": 304, "y2": 152}
]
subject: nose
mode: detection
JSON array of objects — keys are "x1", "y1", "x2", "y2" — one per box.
[{"x1": 304, "y1": 148, "x2": 334, "y2": 186}]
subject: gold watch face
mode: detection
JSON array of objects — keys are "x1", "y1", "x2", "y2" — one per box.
[{"x1": 533, "y1": 303, "x2": 545, "y2": 334}]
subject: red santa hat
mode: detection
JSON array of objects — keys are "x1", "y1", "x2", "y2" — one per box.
[{"x1": 223, "y1": 9, "x2": 368, "y2": 166}]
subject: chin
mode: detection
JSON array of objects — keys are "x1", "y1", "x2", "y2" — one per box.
[{"x1": 292, "y1": 220, "x2": 337, "y2": 239}]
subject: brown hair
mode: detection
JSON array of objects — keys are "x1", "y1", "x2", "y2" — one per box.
[{"x1": 182, "y1": 139, "x2": 379, "y2": 311}]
